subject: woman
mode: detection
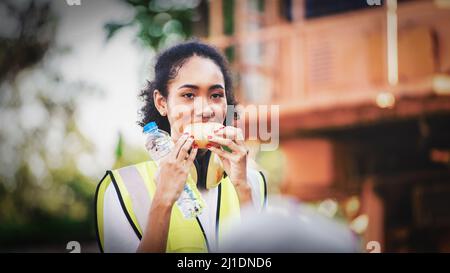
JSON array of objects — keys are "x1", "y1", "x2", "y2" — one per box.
[{"x1": 95, "y1": 41, "x2": 267, "y2": 253}]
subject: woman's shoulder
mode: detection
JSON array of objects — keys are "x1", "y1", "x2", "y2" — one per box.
[
  {"x1": 104, "y1": 161, "x2": 156, "y2": 179},
  {"x1": 112, "y1": 160, "x2": 157, "y2": 173},
  {"x1": 97, "y1": 161, "x2": 158, "y2": 191},
  {"x1": 97, "y1": 160, "x2": 158, "y2": 207}
]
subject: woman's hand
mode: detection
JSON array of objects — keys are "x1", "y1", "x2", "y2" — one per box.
[
  {"x1": 153, "y1": 133, "x2": 198, "y2": 207},
  {"x1": 207, "y1": 126, "x2": 252, "y2": 205}
]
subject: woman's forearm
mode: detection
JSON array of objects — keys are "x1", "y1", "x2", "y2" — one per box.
[{"x1": 136, "y1": 195, "x2": 173, "y2": 253}]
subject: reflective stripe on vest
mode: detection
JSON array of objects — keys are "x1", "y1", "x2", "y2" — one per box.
[
  {"x1": 258, "y1": 171, "x2": 268, "y2": 209},
  {"x1": 94, "y1": 172, "x2": 111, "y2": 253},
  {"x1": 95, "y1": 161, "x2": 267, "y2": 252}
]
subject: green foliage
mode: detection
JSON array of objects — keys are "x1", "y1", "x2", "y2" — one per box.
[
  {"x1": 113, "y1": 133, "x2": 149, "y2": 170},
  {"x1": 0, "y1": 61, "x2": 100, "y2": 248},
  {"x1": 115, "y1": 132, "x2": 124, "y2": 159},
  {"x1": 0, "y1": 0, "x2": 56, "y2": 82},
  {"x1": 256, "y1": 149, "x2": 286, "y2": 194},
  {"x1": 223, "y1": 0, "x2": 234, "y2": 35},
  {"x1": 105, "y1": 0, "x2": 202, "y2": 50}
]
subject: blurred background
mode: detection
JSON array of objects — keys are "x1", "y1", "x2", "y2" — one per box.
[{"x1": 0, "y1": 0, "x2": 449, "y2": 252}]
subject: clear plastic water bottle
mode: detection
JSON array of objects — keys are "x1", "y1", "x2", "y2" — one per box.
[{"x1": 143, "y1": 122, "x2": 204, "y2": 219}]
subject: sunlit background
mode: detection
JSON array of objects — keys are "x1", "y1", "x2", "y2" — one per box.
[{"x1": 1, "y1": 0, "x2": 450, "y2": 252}]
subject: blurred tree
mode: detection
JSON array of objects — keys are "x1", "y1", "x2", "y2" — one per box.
[
  {"x1": 0, "y1": 0, "x2": 97, "y2": 249},
  {"x1": 0, "y1": 67, "x2": 99, "y2": 248},
  {"x1": 105, "y1": 0, "x2": 204, "y2": 49},
  {"x1": 0, "y1": 0, "x2": 55, "y2": 82}
]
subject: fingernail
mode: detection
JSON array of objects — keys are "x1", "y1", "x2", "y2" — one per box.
[
  {"x1": 207, "y1": 135, "x2": 212, "y2": 139},
  {"x1": 206, "y1": 144, "x2": 211, "y2": 148},
  {"x1": 193, "y1": 144, "x2": 198, "y2": 148}
]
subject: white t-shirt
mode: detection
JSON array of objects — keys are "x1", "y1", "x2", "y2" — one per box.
[{"x1": 101, "y1": 168, "x2": 265, "y2": 253}]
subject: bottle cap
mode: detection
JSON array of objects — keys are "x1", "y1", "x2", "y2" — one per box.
[{"x1": 143, "y1": 121, "x2": 158, "y2": 133}]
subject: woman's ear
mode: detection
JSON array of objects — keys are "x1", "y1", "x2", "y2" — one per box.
[{"x1": 153, "y1": 89, "x2": 167, "y2": 116}]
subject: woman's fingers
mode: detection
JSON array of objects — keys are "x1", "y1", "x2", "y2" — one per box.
[
  {"x1": 172, "y1": 133, "x2": 189, "y2": 158},
  {"x1": 174, "y1": 133, "x2": 189, "y2": 149},
  {"x1": 207, "y1": 145, "x2": 236, "y2": 162},
  {"x1": 214, "y1": 126, "x2": 245, "y2": 145},
  {"x1": 176, "y1": 135, "x2": 195, "y2": 161},
  {"x1": 184, "y1": 146, "x2": 198, "y2": 167},
  {"x1": 208, "y1": 135, "x2": 241, "y2": 153}
]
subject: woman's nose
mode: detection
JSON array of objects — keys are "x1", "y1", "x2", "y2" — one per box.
[{"x1": 194, "y1": 97, "x2": 215, "y2": 119}]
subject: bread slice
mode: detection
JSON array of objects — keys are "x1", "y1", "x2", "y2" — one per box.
[{"x1": 183, "y1": 122, "x2": 224, "y2": 148}]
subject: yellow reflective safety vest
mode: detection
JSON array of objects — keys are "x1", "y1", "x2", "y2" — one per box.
[{"x1": 95, "y1": 159, "x2": 267, "y2": 253}]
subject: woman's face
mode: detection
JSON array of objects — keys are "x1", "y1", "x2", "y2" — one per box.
[{"x1": 155, "y1": 55, "x2": 228, "y2": 141}]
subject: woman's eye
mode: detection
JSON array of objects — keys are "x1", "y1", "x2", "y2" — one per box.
[
  {"x1": 211, "y1": 93, "x2": 224, "y2": 99},
  {"x1": 183, "y1": 93, "x2": 194, "y2": 99}
]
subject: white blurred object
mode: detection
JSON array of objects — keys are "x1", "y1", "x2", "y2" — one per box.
[
  {"x1": 218, "y1": 195, "x2": 361, "y2": 253},
  {"x1": 317, "y1": 199, "x2": 339, "y2": 218},
  {"x1": 350, "y1": 214, "x2": 369, "y2": 234},
  {"x1": 375, "y1": 92, "x2": 396, "y2": 109}
]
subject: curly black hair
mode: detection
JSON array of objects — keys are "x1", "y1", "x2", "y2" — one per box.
[{"x1": 138, "y1": 40, "x2": 237, "y2": 134}]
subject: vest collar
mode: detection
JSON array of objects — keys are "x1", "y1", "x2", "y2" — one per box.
[{"x1": 190, "y1": 150, "x2": 225, "y2": 190}]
